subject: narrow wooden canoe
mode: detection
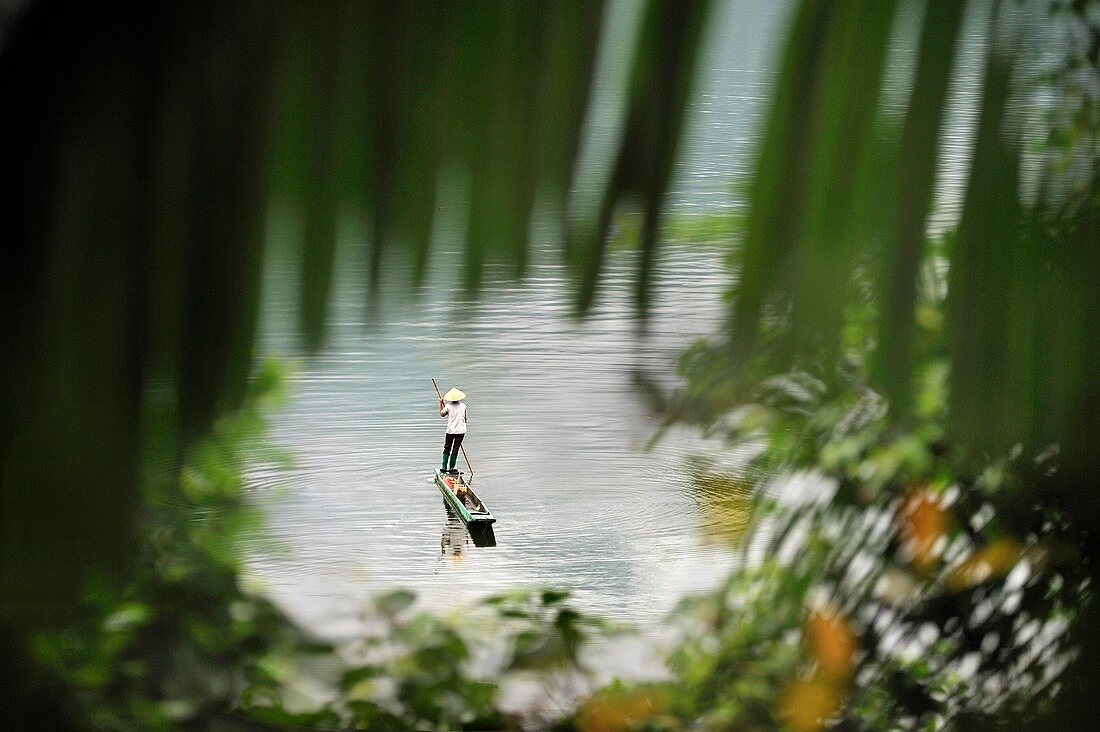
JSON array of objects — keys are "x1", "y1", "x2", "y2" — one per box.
[{"x1": 434, "y1": 469, "x2": 496, "y2": 524}]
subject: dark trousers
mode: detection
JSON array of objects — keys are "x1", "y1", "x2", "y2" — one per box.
[{"x1": 443, "y1": 432, "x2": 465, "y2": 457}]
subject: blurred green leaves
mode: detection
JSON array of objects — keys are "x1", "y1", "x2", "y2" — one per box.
[
  {"x1": 28, "y1": 365, "x2": 331, "y2": 727},
  {"x1": 24, "y1": 363, "x2": 626, "y2": 729},
  {"x1": 874, "y1": 0, "x2": 965, "y2": 409},
  {"x1": 573, "y1": 0, "x2": 711, "y2": 312},
  {"x1": 715, "y1": 0, "x2": 1100, "y2": 495},
  {"x1": 267, "y1": 0, "x2": 608, "y2": 308},
  {"x1": 3, "y1": 0, "x2": 1099, "y2": 728}
]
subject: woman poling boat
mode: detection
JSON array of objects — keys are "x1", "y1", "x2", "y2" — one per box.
[
  {"x1": 439, "y1": 386, "x2": 468, "y2": 476},
  {"x1": 431, "y1": 380, "x2": 495, "y2": 525}
]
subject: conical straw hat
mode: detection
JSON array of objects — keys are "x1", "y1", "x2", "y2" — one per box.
[{"x1": 443, "y1": 387, "x2": 466, "y2": 402}]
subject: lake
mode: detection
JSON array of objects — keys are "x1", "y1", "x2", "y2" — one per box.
[{"x1": 242, "y1": 0, "x2": 991, "y2": 641}]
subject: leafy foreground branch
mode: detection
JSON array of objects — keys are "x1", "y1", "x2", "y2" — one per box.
[
  {"x1": 649, "y1": 209, "x2": 1091, "y2": 729},
  {"x1": 658, "y1": 379, "x2": 1086, "y2": 731},
  {"x1": 25, "y1": 352, "x2": 1089, "y2": 731},
  {"x1": 29, "y1": 362, "x2": 620, "y2": 730}
]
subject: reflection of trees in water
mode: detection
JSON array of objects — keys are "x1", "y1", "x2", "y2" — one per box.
[{"x1": 687, "y1": 457, "x2": 755, "y2": 547}]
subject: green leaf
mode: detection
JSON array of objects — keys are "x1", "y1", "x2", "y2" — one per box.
[{"x1": 375, "y1": 589, "x2": 416, "y2": 617}]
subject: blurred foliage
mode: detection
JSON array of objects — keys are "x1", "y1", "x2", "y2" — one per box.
[
  {"x1": 581, "y1": 258, "x2": 1079, "y2": 729},
  {"x1": 21, "y1": 362, "x2": 616, "y2": 729},
  {"x1": 2, "y1": 0, "x2": 1100, "y2": 729},
  {"x1": 631, "y1": 1, "x2": 1099, "y2": 725},
  {"x1": 571, "y1": 0, "x2": 711, "y2": 311},
  {"x1": 716, "y1": 0, "x2": 1100, "y2": 486},
  {"x1": 27, "y1": 361, "x2": 334, "y2": 728},
  {"x1": 647, "y1": 344, "x2": 1086, "y2": 729},
  {"x1": 0, "y1": 0, "x2": 619, "y2": 629}
]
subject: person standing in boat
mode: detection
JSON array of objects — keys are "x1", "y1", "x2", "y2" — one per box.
[{"x1": 439, "y1": 387, "x2": 468, "y2": 475}]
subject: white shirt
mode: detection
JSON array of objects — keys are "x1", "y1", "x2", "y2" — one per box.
[{"x1": 441, "y1": 401, "x2": 468, "y2": 434}]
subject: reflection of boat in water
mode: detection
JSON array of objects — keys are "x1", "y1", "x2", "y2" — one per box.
[
  {"x1": 429, "y1": 409, "x2": 496, "y2": 547},
  {"x1": 434, "y1": 468, "x2": 495, "y2": 525},
  {"x1": 441, "y1": 504, "x2": 497, "y2": 548}
]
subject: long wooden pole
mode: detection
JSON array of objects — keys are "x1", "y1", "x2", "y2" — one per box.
[{"x1": 432, "y1": 378, "x2": 474, "y2": 482}]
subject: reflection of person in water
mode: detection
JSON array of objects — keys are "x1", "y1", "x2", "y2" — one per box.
[{"x1": 440, "y1": 524, "x2": 467, "y2": 559}]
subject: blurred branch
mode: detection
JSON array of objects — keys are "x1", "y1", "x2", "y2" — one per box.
[{"x1": 573, "y1": 0, "x2": 711, "y2": 313}]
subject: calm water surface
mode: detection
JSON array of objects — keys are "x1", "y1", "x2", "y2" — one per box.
[
  {"x1": 242, "y1": 0, "x2": 992, "y2": 641},
  {"x1": 246, "y1": 239, "x2": 747, "y2": 639}
]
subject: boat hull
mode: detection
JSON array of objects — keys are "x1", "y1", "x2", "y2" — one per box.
[{"x1": 434, "y1": 469, "x2": 495, "y2": 524}]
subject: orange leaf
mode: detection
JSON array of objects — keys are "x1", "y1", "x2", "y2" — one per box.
[
  {"x1": 945, "y1": 539, "x2": 1022, "y2": 592},
  {"x1": 777, "y1": 678, "x2": 843, "y2": 732},
  {"x1": 898, "y1": 490, "x2": 948, "y2": 571},
  {"x1": 805, "y1": 610, "x2": 857, "y2": 679},
  {"x1": 575, "y1": 690, "x2": 662, "y2": 732}
]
